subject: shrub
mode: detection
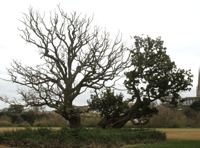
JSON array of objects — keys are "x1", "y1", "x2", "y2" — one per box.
[
  {"x1": 20, "y1": 110, "x2": 37, "y2": 126},
  {"x1": 33, "y1": 121, "x2": 50, "y2": 127},
  {"x1": 47, "y1": 116, "x2": 69, "y2": 127},
  {"x1": 0, "y1": 121, "x2": 13, "y2": 127},
  {"x1": 190, "y1": 100, "x2": 200, "y2": 112},
  {"x1": 40, "y1": 112, "x2": 70, "y2": 127},
  {"x1": 124, "y1": 121, "x2": 135, "y2": 128},
  {"x1": 35, "y1": 113, "x2": 50, "y2": 121},
  {"x1": 16, "y1": 116, "x2": 24, "y2": 124},
  {"x1": 182, "y1": 107, "x2": 198, "y2": 119},
  {"x1": 187, "y1": 118, "x2": 197, "y2": 127},
  {"x1": 17, "y1": 121, "x2": 32, "y2": 127},
  {"x1": 35, "y1": 116, "x2": 49, "y2": 122},
  {"x1": 0, "y1": 114, "x2": 12, "y2": 123}
]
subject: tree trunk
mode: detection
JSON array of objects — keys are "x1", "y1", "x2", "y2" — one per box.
[
  {"x1": 68, "y1": 114, "x2": 82, "y2": 129},
  {"x1": 96, "y1": 113, "x2": 131, "y2": 129},
  {"x1": 55, "y1": 110, "x2": 82, "y2": 129},
  {"x1": 96, "y1": 116, "x2": 118, "y2": 129},
  {"x1": 96, "y1": 99, "x2": 145, "y2": 129}
]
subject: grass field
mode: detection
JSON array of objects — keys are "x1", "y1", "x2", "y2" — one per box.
[{"x1": 0, "y1": 127, "x2": 200, "y2": 148}]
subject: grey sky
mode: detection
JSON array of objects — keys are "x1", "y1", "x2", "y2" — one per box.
[{"x1": 0, "y1": 0, "x2": 200, "y2": 112}]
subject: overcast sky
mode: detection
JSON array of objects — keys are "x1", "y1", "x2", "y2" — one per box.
[{"x1": 0, "y1": 0, "x2": 200, "y2": 112}]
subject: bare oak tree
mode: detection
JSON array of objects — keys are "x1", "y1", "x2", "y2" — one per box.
[{"x1": 0, "y1": 5, "x2": 132, "y2": 129}]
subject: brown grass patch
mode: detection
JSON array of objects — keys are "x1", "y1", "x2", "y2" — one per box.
[{"x1": 154, "y1": 128, "x2": 200, "y2": 140}]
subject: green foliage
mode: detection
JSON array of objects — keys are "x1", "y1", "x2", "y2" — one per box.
[
  {"x1": 7, "y1": 104, "x2": 24, "y2": 114},
  {"x1": 190, "y1": 100, "x2": 200, "y2": 112},
  {"x1": 0, "y1": 126, "x2": 166, "y2": 148},
  {"x1": 35, "y1": 113, "x2": 50, "y2": 121},
  {"x1": 86, "y1": 35, "x2": 193, "y2": 129},
  {"x1": 33, "y1": 121, "x2": 49, "y2": 127},
  {"x1": 182, "y1": 107, "x2": 198, "y2": 119},
  {"x1": 16, "y1": 116, "x2": 24, "y2": 124},
  {"x1": 124, "y1": 35, "x2": 193, "y2": 109},
  {"x1": 0, "y1": 121, "x2": 13, "y2": 127},
  {"x1": 0, "y1": 112, "x2": 23, "y2": 124},
  {"x1": 17, "y1": 121, "x2": 31, "y2": 127},
  {"x1": 0, "y1": 114, "x2": 12, "y2": 123},
  {"x1": 87, "y1": 88, "x2": 130, "y2": 119},
  {"x1": 21, "y1": 110, "x2": 36, "y2": 126}
]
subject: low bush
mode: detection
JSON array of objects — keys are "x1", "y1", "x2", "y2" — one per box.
[
  {"x1": 16, "y1": 116, "x2": 24, "y2": 124},
  {"x1": 17, "y1": 121, "x2": 32, "y2": 127},
  {"x1": 33, "y1": 121, "x2": 50, "y2": 127},
  {"x1": 0, "y1": 126, "x2": 167, "y2": 148},
  {"x1": 0, "y1": 114, "x2": 12, "y2": 123},
  {"x1": 0, "y1": 121, "x2": 13, "y2": 127}
]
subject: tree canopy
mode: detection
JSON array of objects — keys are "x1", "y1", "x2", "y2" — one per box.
[
  {"x1": 0, "y1": 5, "x2": 132, "y2": 129},
  {"x1": 190, "y1": 100, "x2": 200, "y2": 112},
  {"x1": 87, "y1": 35, "x2": 193, "y2": 129},
  {"x1": 87, "y1": 88, "x2": 130, "y2": 119},
  {"x1": 7, "y1": 104, "x2": 24, "y2": 114}
]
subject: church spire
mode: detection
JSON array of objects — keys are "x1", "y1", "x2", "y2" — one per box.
[{"x1": 197, "y1": 67, "x2": 200, "y2": 97}]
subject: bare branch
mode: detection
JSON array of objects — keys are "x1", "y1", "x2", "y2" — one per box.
[{"x1": 1, "y1": 6, "x2": 132, "y2": 122}]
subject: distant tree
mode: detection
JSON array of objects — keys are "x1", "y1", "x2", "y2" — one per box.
[
  {"x1": 7, "y1": 104, "x2": 24, "y2": 114},
  {"x1": 0, "y1": 5, "x2": 132, "y2": 129},
  {"x1": 21, "y1": 110, "x2": 36, "y2": 126},
  {"x1": 35, "y1": 113, "x2": 50, "y2": 121},
  {"x1": 190, "y1": 100, "x2": 200, "y2": 112},
  {"x1": 16, "y1": 116, "x2": 24, "y2": 124},
  {"x1": 0, "y1": 114, "x2": 12, "y2": 123},
  {"x1": 88, "y1": 35, "x2": 193, "y2": 129},
  {"x1": 182, "y1": 107, "x2": 198, "y2": 120}
]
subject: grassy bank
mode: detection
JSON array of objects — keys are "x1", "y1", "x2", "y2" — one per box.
[
  {"x1": 0, "y1": 126, "x2": 167, "y2": 148},
  {"x1": 1, "y1": 126, "x2": 200, "y2": 148}
]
